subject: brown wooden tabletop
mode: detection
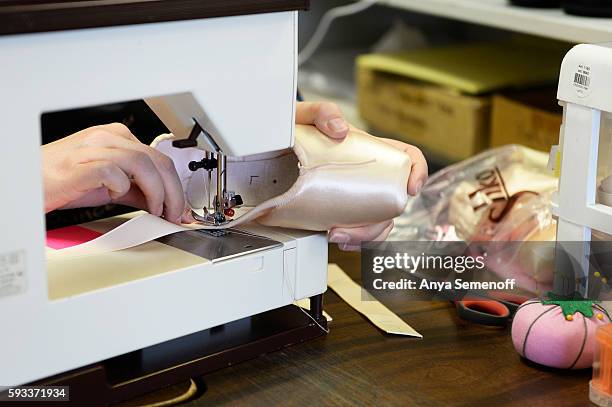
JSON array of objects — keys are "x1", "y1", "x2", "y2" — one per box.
[{"x1": 183, "y1": 246, "x2": 592, "y2": 407}]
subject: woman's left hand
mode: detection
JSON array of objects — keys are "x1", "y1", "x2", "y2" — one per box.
[{"x1": 296, "y1": 101, "x2": 428, "y2": 251}]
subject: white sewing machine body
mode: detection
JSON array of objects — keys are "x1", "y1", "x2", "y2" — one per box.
[
  {"x1": 554, "y1": 43, "x2": 612, "y2": 293},
  {"x1": 0, "y1": 6, "x2": 327, "y2": 390}
]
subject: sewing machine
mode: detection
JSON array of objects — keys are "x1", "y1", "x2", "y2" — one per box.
[
  {"x1": 554, "y1": 42, "x2": 612, "y2": 296},
  {"x1": 0, "y1": 1, "x2": 329, "y2": 404}
]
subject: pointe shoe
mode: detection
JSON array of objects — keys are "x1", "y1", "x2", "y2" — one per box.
[{"x1": 153, "y1": 124, "x2": 412, "y2": 231}]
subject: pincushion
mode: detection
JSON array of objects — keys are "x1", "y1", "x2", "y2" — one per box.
[{"x1": 511, "y1": 296, "x2": 611, "y2": 369}]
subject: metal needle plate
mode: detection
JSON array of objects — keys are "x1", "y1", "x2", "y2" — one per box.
[{"x1": 156, "y1": 228, "x2": 282, "y2": 263}]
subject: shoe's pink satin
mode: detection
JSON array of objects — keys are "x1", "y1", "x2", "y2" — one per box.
[
  {"x1": 237, "y1": 125, "x2": 411, "y2": 230},
  {"x1": 154, "y1": 125, "x2": 412, "y2": 231}
]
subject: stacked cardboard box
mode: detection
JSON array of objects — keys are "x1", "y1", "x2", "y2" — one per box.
[
  {"x1": 356, "y1": 41, "x2": 568, "y2": 161},
  {"x1": 490, "y1": 88, "x2": 562, "y2": 153},
  {"x1": 357, "y1": 67, "x2": 490, "y2": 161}
]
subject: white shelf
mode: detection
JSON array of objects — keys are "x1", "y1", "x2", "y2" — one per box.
[{"x1": 378, "y1": 0, "x2": 612, "y2": 43}]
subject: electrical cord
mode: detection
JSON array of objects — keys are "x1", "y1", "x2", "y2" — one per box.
[{"x1": 298, "y1": 0, "x2": 380, "y2": 67}]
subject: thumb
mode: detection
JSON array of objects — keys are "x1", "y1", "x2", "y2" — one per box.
[{"x1": 296, "y1": 101, "x2": 349, "y2": 139}]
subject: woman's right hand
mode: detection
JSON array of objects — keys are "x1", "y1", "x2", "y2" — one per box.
[{"x1": 42, "y1": 123, "x2": 186, "y2": 224}]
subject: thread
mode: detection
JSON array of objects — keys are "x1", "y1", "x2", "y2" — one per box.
[{"x1": 282, "y1": 265, "x2": 330, "y2": 334}]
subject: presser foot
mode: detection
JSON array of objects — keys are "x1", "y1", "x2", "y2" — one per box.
[{"x1": 191, "y1": 209, "x2": 233, "y2": 227}]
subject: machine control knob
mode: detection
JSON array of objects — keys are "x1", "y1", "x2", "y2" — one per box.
[{"x1": 188, "y1": 158, "x2": 218, "y2": 172}]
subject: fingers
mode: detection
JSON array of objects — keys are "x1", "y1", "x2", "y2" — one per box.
[
  {"x1": 95, "y1": 123, "x2": 139, "y2": 141},
  {"x1": 79, "y1": 124, "x2": 186, "y2": 223},
  {"x1": 69, "y1": 160, "x2": 132, "y2": 203},
  {"x1": 296, "y1": 101, "x2": 349, "y2": 139},
  {"x1": 111, "y1": 187, "x2": 149, "y2": 211},
  {"x1": 140, "y1": 148, "x2": 184, "y2": 223},
  {"x1": 375, "y1": 221, "x2": 395, "y2": 241},
  {"x1": 379, "y1": 138, "x2": 428, "y2": 196},
  {"x1": 180, "y1": 208, "x2": 196, "y2": 224},
  {"x1": 348, "y1": 222, "x2": 394, "y2": 252},
  {"x1": 76, "y1": 147, "x2": 166, "y2": 216},
  {"x1": 405, "y1": 145, "x2": 428, "y2": 196},
  {"x1": 329, "y1": 220, "x2": 394, "y2": 251}
]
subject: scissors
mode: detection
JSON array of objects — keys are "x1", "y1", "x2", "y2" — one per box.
[
  {"x1": 454, "y1": 291, "x2": 530, "y2": 326},
  {"x1": 399, "y1": 267, "x2": 530, "y2": 326}
]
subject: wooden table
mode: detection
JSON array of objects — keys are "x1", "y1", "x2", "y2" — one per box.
[{"x1": 186, "y1": 246, "x2": 592, "y2": 407}]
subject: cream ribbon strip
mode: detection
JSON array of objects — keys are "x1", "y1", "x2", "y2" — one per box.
[
  {"x1": 327, "y1": 264, "x2": 422, "y2": 338},
  {"x1": 45, "y1": 201, "x2": 296, "y2": 262},
  {"x1": 49, "y1": 213, "x2": 202, "y2": 258},
  {"x1": 48, "y1": 206, "x2": 270, "y2": 259}
]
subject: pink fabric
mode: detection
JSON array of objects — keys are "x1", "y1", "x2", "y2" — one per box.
[
  {"x1": 46, "y1": 226, "x2": 103, "y2": 249},
  {"x1": 511, "y1": 301, "x2": 610, "y2": 369}
]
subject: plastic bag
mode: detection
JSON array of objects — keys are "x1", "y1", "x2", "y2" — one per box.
[{"x1": 390, "y1": 145, "x2": 558, "y2": 294}]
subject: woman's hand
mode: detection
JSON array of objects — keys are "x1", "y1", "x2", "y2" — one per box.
[
  {"x1": 42, "y1": 123, "x2": 186, "y2": 224},
  {"x1": 296, "y1": 101, "x2": 428, "y2": 251}
]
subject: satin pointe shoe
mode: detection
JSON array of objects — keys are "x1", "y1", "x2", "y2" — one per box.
[{"x1": 153, "y1": 124, "x2": 412, "y2": 231}]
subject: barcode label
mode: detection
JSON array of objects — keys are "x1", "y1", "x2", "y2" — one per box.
[
  {"x1": 572, "y1": 63, "x2": 592, "y2": 98},
  {"x1": 574, "y1": 72, "x2": 590, "y2": 87}
]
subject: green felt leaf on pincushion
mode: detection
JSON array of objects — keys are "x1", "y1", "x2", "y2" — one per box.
[{"x1": 542, "y1": 292, "x2": 598, "y2": 318}]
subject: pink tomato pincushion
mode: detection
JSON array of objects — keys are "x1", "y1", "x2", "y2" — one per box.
[{"x1": 512, "y1": 297, "x2": 611, "y2": 369}]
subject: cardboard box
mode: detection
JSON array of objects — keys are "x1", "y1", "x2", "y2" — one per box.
[
  {"x1": 357, "y1": 66, "x2": 490, "y2": 162},
  {"x1": 490, "y1": 88, "x2": 562, "y2": 153},
  {"x1": 356, "y1": 41, "x2": 567, "y2": 95}
]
